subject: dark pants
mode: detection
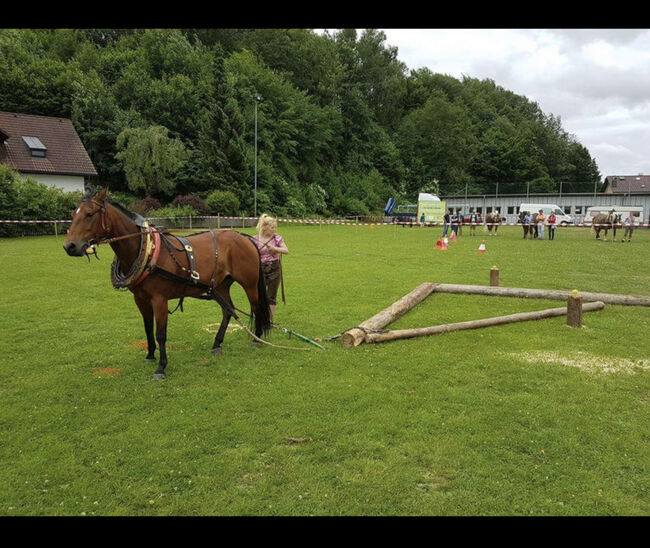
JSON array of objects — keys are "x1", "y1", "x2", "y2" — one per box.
[
  {"x1": 262, "y1": 260, "x2": 282, "y2": 306},
  {"x1": 548, "y1": 225, "x2": 555, "y2": 240}
]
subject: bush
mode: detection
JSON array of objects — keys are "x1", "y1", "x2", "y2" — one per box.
[
  {"x1": 0, "y1": 166, "x2": 83, "y2": 236},
  {"x1": 172, "y1": 194, "x2": 210, "y2": 214},
  {"x1": 146, "y1": 205, "x2": 197, "y2": 219},
  {"x1": 206, "y1": 190, "x2": 240, "y2": 216},
  {"x1": 128, "y1": 197, "x2": 161, "y2": 215}
]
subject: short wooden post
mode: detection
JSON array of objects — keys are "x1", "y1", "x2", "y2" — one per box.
[
  {"x1": 490, "y1": 266, "x2": 500, "y2": 287},
  {"x1": 567, "y1": 290, "x2": 583, "y2": 327},
  {"x1": 53, "y1": 221, "x2": 58, "y2": 239}
]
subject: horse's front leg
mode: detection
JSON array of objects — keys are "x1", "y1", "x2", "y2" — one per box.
[
  {"x1": 151, "y1": 295, "x2": 169, "y2": 380},
  {"x1": 134, "y1": 293, "x2": 156, "y2": 362}
]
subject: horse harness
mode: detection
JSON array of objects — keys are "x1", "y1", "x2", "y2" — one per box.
[{"x1": 110, "y1": 223, "x2": 220, "y2": 302}]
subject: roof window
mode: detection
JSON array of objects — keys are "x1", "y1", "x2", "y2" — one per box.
[{"x1": 22, "y1": 136, "x2": 47, "y2": 157}]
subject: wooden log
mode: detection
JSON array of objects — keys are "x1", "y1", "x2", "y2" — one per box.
[
  {"x1": 342, "y1": 283, "x2": 437, "y2": 347},
  {"x1": 566, "y1": 292, "x2": 583, "y2": 327},
  {"x1": 430, "y1": 283, "x2": 650, "y2": 307},
  {"x1": 365, "y1": 301, "x2": 605, "y2": 344}
]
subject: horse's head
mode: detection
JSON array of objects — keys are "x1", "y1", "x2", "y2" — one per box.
[{"x1": 63, "y1": 188, "x2": 110, "y2": 257}]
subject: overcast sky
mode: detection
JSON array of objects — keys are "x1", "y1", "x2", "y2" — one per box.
[{"x1": 371, "y1": 29, "x2": 650, "y2": 180}]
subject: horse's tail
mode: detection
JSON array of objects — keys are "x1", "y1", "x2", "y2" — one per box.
[{"x1": 254, "y1": 250, "x2": 272, "y2": 336}]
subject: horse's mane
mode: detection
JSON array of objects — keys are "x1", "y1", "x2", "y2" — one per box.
[{"x1": 107, "y1": 199, "x2": 147, "y2": 227}]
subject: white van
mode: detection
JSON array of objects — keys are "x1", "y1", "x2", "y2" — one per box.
[
  {"x1": 519, "y1": 203, "x2": 573, "y2": 225},
  {"x1": 583, "y1": 206, "x2": 644, "y2": 225}
]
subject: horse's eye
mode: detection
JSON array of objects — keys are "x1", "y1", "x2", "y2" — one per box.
[{"x1": 86, "y1": 211, "x2": 96, "y2": 218}]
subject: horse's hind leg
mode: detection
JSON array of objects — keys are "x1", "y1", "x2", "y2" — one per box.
[
  {"x1": 211, "y1": 280, "x2": 235, "y2": 355},
  {"x1": 151, "y1": 295, "x2": 169, "y2": 380}
]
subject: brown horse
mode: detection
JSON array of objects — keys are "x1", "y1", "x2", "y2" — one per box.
[
  {"x1": 485, "y1": 211, "x2": 502, "y2": 235},
  {"x1": 592, "y1": 212, "x2": 621, "y2": 241},
  {"x1": 63, "y1": 189, "x2": 271, "y2": 379}
]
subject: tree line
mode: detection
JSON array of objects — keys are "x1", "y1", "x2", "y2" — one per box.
[{"x1": 0, "y1": 28, "x2": 602, "y2": 217}]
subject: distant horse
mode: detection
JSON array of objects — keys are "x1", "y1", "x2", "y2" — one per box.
[
  {"x1": 63, "y1": 189, "x2": 271, "y2": 379},
  {"x1": 530, "y1": 213, "x2": 540, "y2": 238},
  {"x1": 592, "y1": 212, "x2": 621, "y2": 241},
  {"x1": 485, "y1": 212, "x2": 502, "y2": 235}
]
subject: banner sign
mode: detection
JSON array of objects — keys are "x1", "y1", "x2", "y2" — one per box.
[{"x1": 417, "y1": 193, "x2": 446, "y2": 223}]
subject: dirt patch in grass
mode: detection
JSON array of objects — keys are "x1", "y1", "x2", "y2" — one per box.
[
  {"x1": 92, "y1": 367, "x2": 122, "y2": 377},
  {"x1": 516, "y1": 351, "x2": 650, "y2": 375}
]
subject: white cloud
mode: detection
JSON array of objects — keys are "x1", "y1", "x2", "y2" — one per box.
[{"x1": 378, "y1": 28, "x2": 650, "y2": 178}]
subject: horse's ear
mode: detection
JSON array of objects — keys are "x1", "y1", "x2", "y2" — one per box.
[{"x1": 95, "y1": 188, "x2": 108, "y2": 202}]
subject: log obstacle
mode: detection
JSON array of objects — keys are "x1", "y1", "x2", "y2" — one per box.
[
  {"x1": 364, "y1": 301, "x2": 605, "y2": 344},
  {"x1": 341, "y1": 270, "x2": 650, "y2": 347},
  {"x1": 341, "y1": 282, "x2": 437, "y2": 347},
  {"x1": 429, "y1": 283, "x2": 650, "y2": 307}
]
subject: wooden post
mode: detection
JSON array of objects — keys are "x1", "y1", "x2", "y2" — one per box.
[
  {"x1": 342, "y1": 283, "x2": 437, "y2": 347},
  {"x1": 365, "y1": 301, "x2": 605, "y2": 344},
  {"x1": 566, "y1": 291, "x2": 583, "y2": 327},
  {"x1": 53, "y1": 221, "x2": 58, "y2": 239},
  {"x1": 217, "y1": 214, "x2": 221, "y2": 229},
  {"x1": 490, "y1": 266, "x2": 499, "y2": 287}
]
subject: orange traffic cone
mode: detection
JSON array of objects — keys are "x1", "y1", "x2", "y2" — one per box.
[
  {"x1": 450, "y1": 231, "x2": 457, "y2": 242},
  {"x1": 436, "y1": 238, "x2": 442, "y2": 249},
  {"x1": 477, "y1": 240, "x2": 486, "y2": 253}
]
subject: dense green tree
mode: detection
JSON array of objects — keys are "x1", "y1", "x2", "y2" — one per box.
[
  {"x1": 0, "y1": 28, "x2": 604, "y2": 215},
  {"x1": 115, "y1": 125, "x2": 188, "y2": 198}
]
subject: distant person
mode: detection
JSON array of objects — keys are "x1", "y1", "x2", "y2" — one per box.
[
  {"x1": 547, "y1": 211, "x2": 556, "y2": 240},
  {"x1": 451, "y1": 212, "x2": 459, "y2": 236},
  {"x1": 622, "y1": 214, "x2": 635, "y2": 242},
  {"x1": 442, "y1": 209, "x2": 451, "y2": 237},
  {"x1": 469, "y1": 209, "x2": 479, "y2": 236},
  {"x1": 458, "y1": 212, "x2": 464, "y2": 236},
  {"x1": 536, "y1": 209, "x2": 546, "y2": 240},
  {"x1": 420, "y1": 213, "x2": 425, "y2": 227}
]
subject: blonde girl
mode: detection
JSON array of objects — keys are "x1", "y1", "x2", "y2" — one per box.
[{"x1": 253, "y1": 214, "x2": 289, "y2": 320}]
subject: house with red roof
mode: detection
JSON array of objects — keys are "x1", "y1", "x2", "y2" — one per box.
[
  {"x1": 0, "y1": 111, "x2": 97, "y2": 192},
  {"x1": 602, "y1": 175, "x2": 650, "y2": 195}
]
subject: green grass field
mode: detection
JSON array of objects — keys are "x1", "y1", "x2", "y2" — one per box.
[{"x1": 1, "y1": 223, "x2": 649, "y2": 516}]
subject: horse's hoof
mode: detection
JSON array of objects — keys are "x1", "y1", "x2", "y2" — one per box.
[
  {"x1": 252, "y1": 340, "x2": 262, "y2": 348},
  {"x1": 211, "y1": 347, "x2": 222, "y2": 355},
  {"x1": 153, "y1": 373, "x2": 166, "y2": 380},
  {"x1": 145, "y1": 357, "x2": 156, "y2": 362}
]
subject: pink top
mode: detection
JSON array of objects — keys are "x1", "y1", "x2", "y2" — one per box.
[{"x1": 253, "y1": 234, "x2": 285, "y2": 263}]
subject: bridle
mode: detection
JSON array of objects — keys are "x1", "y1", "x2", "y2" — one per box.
[{"x1": 81, "y1": 198, "x2": 144, "y2": 247}]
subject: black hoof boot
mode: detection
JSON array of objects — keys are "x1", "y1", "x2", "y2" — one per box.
[{"x1": 145, "y1": 356, "x2": 156, "y2": 362}]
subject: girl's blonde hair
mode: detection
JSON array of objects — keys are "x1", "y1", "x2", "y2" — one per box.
[{"x1": 256, "y1": 213, "x2": 276, "y2": 233}]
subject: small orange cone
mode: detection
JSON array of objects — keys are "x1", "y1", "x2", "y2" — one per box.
[
  {"x1": 450, "y1": 231, "x2": 457, "y2": 242},
  {"x1": 436, "y1": 238, "x2": 442, "y2": 249},
  {"x1": 477, "y1": 240, "x2": 486, "y2": 253}
]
